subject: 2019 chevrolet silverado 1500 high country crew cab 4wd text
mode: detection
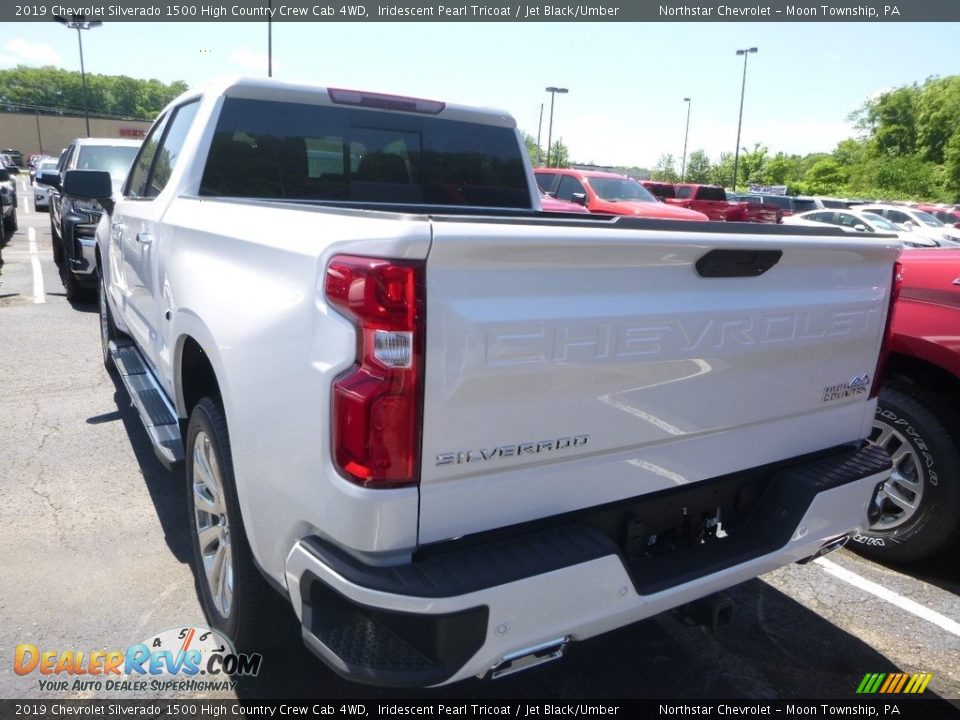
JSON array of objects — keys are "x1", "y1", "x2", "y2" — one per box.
[{"x1": 74, "y1": 78, "x2": 899, "y2": 687}]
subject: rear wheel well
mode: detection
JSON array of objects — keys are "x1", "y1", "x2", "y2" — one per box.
[
  {"x1": 886, "y1": 352, "x2": 960, "y2": 413},
  {"x1": 179, "y1": 337, "x2": 221, "y2": 428}
]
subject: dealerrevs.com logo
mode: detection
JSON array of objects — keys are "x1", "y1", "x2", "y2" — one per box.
[{"x1": 14, "y1": 626, "x2": 262, "y2": 692}]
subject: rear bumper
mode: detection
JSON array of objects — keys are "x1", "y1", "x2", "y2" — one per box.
[{"x1": 284, "y1": 443, "x2": 890, "y2": 687}]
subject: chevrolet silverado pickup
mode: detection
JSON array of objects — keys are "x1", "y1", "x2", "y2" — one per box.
[{"x1": 75, "y1": 77, "x2": 899, "y2": 687}]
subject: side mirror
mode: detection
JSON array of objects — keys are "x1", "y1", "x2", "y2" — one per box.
[
  {"x1": 571, "y1": 192, "x2": 587, "y2": 206},
  {"x1": 35, "y1": 170, "x2": 61, "y2": 190},
  {"x1": 63, "y1": 169, "x2": 112, "y2": 200},
  {"x1": 853, "y1": 224, "x2": 867, "y2": 232}
]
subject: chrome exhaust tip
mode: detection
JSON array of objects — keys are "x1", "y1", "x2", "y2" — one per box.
[
  {"x1": 487, "y1": 637, "x2": 568, "y2": 680},
  {"x1": 796, "y1": 534, "x2": 850, "y2": 565}
]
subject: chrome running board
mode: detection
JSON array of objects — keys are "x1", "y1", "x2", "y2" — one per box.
[{"x1": 109, "y1": 339, "x2": 183, "y2": 468}]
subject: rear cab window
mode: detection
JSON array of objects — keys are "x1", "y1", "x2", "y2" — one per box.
[
  {"x1": 200, "y1": 98, "x2": 531, "y2": 210},
  {"x1": 696, "y1": 186, "x2": 726, "y2": 201}
]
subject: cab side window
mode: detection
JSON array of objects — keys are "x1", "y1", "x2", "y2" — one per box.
[
  {"x1": 125, "y1": 100, "x2": 200, "y2": 200},
  {"x1": 555, "y1": 175, "x2": 585, "y2": 202},
  {"x1": 126, "y1": 114, "x2": 169, "y2": 199}
]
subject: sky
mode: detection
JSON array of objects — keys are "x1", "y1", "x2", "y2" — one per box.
[{"x1": 2, "y1": 20, "x2": 958, "y2": 168}]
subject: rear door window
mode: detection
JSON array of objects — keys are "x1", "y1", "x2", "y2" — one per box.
[{"x1": 534, "y1": 172, "x2": 559, "y2": 194}]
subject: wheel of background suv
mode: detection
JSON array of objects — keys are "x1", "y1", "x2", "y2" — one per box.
[
  {"x1": 851, "y1": 381, "x2": 960, "y2": 563},
  {"x1": 2, "y1": 208, "x2": 16, "y2": 232},
  {"x1": 98, "y1": 269, "x2": 117, "y2": 371},
  {"x1": 60, "y1": 262, "x2": 89, "y2": 303},
  {"x1": 186, "y1": 397, "x2": 278, "y2": 651},
  {"x1": 51, "y1": 220, "x2": 64, "y2": 266}
]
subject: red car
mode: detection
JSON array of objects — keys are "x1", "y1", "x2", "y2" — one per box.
[
  {"x1": 852, "y1": 249, "x2": 960, "y2": 563},
  {"x1": 535, "y1": 168, "x2": 708, "y2": 221},
  {"x1": 913, "y1": 204, "x2": 960, "y2": 228}
]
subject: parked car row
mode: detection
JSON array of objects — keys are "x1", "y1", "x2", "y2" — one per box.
[{"x1": 783, "y1": 205, "x2": 960, "y2": 247}]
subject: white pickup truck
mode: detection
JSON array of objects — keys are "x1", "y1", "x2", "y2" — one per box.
[{"x1": 72, "y1": 78, "x2": 899, "y2": 687}]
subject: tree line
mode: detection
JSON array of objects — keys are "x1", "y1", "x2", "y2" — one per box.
[
  {"x1": 0, "y1": 65, "x2": 187, "y2": 121},
  {"x1": 527, "y1": 74, "x2": 960, "y2": 204}
]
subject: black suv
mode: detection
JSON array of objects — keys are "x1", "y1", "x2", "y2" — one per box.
[
  {"x1": 0, "y1": 168, "x2": 18, "y2": 233},
  {"x1": 48, "y1": 138, "x2": 140, "y2": 301}
]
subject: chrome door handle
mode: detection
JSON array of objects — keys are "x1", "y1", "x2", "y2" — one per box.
[{"x1": 136, "y1": 231, "x2": 153, "y2": 246}]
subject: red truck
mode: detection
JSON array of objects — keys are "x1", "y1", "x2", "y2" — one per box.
[
  {"x1": 643, "y1": 182, "x2": 781, "y2": 223},
  {"x1": 852, "y1": 249, "x2": 960, "y2": 563},
  {"x1": 535, "y1": 168, "x2": 708, "y2": 221}
]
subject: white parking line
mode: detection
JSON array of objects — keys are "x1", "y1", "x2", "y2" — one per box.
[
  {"x1": 815, "y1": 557, "x2": 960, "y2": 638},
  {"x1": 28, "y1": 226, "x2": 45, "y2": 304}
]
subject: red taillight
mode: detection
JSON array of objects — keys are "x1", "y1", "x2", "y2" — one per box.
[
  {"x1": 325, "y1": 255, "x2": 425, "y2": 488},
  {"x1": 871, "y1": 259, "x2": 903, "y2": 399}
]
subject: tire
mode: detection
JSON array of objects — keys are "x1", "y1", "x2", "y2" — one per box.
[
  {"x1": 851, "y1": 381, "x2": 960, "y2": 563},
  {"x1": 2, "y1": 208, "x2": 16, "y2": 232},
  {"x1": 186, "y1": 397, "x2": 280, "y2": 651},
  {"x1": 60, "y1": 262, "x2": 92, "y2": 303},
  {"x1": 51, "y1": 220, "x2": 64, "y2": 266},
  {"x1": 98, "y1": 269, "x2": 117, "y2": 371}
]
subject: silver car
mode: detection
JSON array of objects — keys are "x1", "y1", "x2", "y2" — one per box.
[
  {"x1": 32, "y1": 159, "x2": 60, "y2": 210},
  {"x1": 786, "y1": 208, "x2": 943, "y2": 248}
]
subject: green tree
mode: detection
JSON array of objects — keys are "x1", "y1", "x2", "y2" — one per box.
[
  {"x1": 943, "y1": 129, "x2": 960, "y2": 201},
  {"x1": 546, "y1": 139, "x2": 570, "y2": 168},
  {"x1": 651, "y1": 153, "x2": 679, "y2": 182},
  {"x1": 802, "y1": 158, "x2": 848, "y2": 195},
  {"x1": 683, "y1": 149, "x2": 712, "y2": 183},
  {"x1": 854, "y1": 86, "x2": 920, "y2": 157},
  {"x1": 521, "y1": 131, "x2": 542, "y2": 166},
  {"x1": 915, "y1": 76, "x2": 960, "y2": 163},
  {"x1": 0, "y1": 65, "x2": 186, "y2": 120},
  {"x1": 737, "y1": 143, "x2": 769, "y2": 186},
  {"x1": 709, "y1": 152, "x2": 735, "y2": 188}
]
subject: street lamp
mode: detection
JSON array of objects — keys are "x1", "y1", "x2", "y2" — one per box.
[
  {"x1": 267, "y1": 0, "x2": 273, "y2": 77},
  {"x1": 55, "y1": 14, "x2": 101, "y2": 137},
  {"x1": 545, "y1": 86, "x2": 568, "y2": 167},
  {"x1": 681, "y1": 97, "x2": 691, "y2": 182},
  {"x1": 732, "y1": 47, "x2": 757, "y2": 191}
]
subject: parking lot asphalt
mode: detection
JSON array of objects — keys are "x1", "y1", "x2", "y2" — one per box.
[{"x1": 0, "y1": 179, "x2": 957, "y2": 705}]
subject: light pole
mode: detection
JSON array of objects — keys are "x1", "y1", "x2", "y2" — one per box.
[
  {"x1": 732, "y1": 47, "x2": 757, "y2": 191},
  {"x1": 55, "y1": 14, "x2": 101, "y2": 137},
  {"x1": 681, "y1": 97, "x2": 691, "y2": 182},
  {"x1": 545, "y1": 86, "x2": 568, "y2": 167},
  {"x1": 536, "y1": 102, "x2": 544, "y2": 165},
  {"x1": 268, "y1": 0, "x2": 273, "y2": 77}
]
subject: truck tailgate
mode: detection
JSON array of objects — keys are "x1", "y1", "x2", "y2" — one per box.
[{"x1": 418, "y1": 218, "x2": 900, "y2": 544}]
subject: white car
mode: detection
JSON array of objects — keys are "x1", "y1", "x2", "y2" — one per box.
[
  {"x1": 785, "y1": 208, "x2": 940, "y2": 248},
  {"x1": 32, "y1": 159, "x2": 59, "y2": 210},
  {"x1": 853, "y1": 203, "x2": 960, "y2": 245}
]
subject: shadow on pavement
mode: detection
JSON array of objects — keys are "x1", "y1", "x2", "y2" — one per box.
[
  {"x1": 875, "y1": 551, "x2": 960, "y2": 597},
  {"x1": 231, "y1": 577, "x2": 956, "y2": 703},
  {"x1": 89, "y1": 368, "x2": 192, "y2": 565}
]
